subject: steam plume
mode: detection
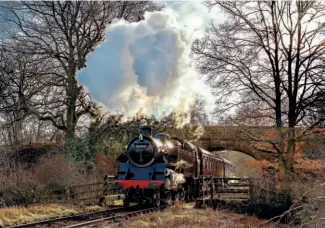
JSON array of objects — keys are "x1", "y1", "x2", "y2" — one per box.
[{"x1": 78, "y1": 2, "x2": 219, "y2": 122}]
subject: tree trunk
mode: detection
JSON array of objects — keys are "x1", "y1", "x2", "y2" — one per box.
[
  {"x1": 12, "y1": 93, "x2": 25, "y2": 144},
  {"x1": 88, "y1": 120, "x2": 99, "y2": 158},
  {"x1": 285, "y1": 127, "x2": 295, "y2": 172},
  {"x1": 12, "y1": 116, "x2": 23, "y2": 144},
  {"x1": 65, "y1": 63, "x2": 79, "y2": 143},
  {"x1": 278, "y1": 127, "x2": 296, "y2": 177},
  {"x1": 278, "y1": 129, "x2": 286, "y2": 176}
]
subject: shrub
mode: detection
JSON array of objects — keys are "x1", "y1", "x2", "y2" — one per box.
[
  {"x1": 0, "y1": 151, "x2": 35, "y2": 192},
  {"x1": 92, "y1": 152, "x2": 118, "y2": 175},
  {"x1": 65, "y1": 137, "x2": 90, "y2": 162},
  {"x1": 10, "y1": 142, "x2": 59, "y2": 165},
  {"x1": 30, "y1": 154, "x2": 84, "y2": 188},
  {"x1": 245, "y1": 176, "x2": 292, "y2": 222}
]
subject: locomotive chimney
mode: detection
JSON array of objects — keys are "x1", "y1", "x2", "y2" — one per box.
[{"x1": 140, "y1": 126, "x2": 152, "y2": 137}]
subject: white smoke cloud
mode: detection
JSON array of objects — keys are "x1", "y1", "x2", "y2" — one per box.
[{"x1": 78, "y1": 2, "x2": 223, "y2": 121}]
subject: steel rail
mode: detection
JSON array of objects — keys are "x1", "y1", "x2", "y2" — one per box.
[
  {"x1": 9, "y1": 207, "x2": 125, "y2": 228},
  {"x1": 9, "y1": 205, "x2": 166, "y2": 228},
  {"x1": 63, "y1": 206, "x2": 166, "y2": 228}
]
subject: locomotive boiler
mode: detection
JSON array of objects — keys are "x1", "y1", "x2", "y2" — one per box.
[{"x1": 114, "y1": 126, "x2": 234, "y2": 207}]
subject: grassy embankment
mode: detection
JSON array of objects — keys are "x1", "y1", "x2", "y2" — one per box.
[
  {"x1": 0, "y1": 196, "x2": 122, "y2": 227},
  {"x1": 0, "y1": 204, "x2": 78, "y2": 227},
  {"x1": 123, "y1": 203, "x2": 285, "y2": 228},
  {"x1": 1, "y1": 201, "x2": 285, "y2": 228}
]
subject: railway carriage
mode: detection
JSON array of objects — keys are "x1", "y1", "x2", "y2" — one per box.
[{"x1": 114, "y1": 126, "x2": 234, "y2": 207}]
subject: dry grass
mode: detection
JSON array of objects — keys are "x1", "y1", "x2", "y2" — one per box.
[
  {"x1": 0, "y1": 204, "x2": 78, "y2": 226},
  {"x1": 123, "y1": 202, "x2": 286, "y2": 228},
  {"x1": 102, "y1": 195, "x2": 123, "y2": 207},
  {"x1": 0, "y1": 200, "x2": 124, "y2": 226},
  {"x1": 81, "y1": 205, "x2": 103, "y2": 213}
]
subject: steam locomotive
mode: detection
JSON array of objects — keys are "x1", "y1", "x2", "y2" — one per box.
[{"x1": 114, "y1": 126, "x2": 234, "y2": 207}]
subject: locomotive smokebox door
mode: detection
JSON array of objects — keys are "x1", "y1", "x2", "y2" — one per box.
[{"x1": 140, "y1": 126, "x2": 152, "y2": 137}]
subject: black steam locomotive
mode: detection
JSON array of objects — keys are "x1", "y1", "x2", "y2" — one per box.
[{"x1": 114, "y1": 126, "x2": 234, "y2": 207}]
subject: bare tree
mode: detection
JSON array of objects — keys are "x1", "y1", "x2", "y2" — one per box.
[
  {"x1": 0, "y1": 47, "x2": 10, "y2": 108},
  {"x1": 189, "y1": 95, "x2": 210, "y2": 126},
  {"x1": 220, "y1": 100, "x2": 275, "y2": 126},
  {"x1": 0, "y1": 42, "x2": 52, "y2": 144},
  {"x1": 304, "y1": 92, "x2": 325, "y2": 128},
  {"x1": 192, "y1": 1, "x2": 325, "y2": 173},
  {"x1": 0, "y1": 1, "x2": 161, "y2": 143}
]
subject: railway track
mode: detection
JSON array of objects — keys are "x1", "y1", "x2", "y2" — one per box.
[
  {"x1": 64, "y1": 206, "x2": 165, "y2": 228},
  {"x1": 10, "y1": 205, "x2": 165, "y2": 228}
]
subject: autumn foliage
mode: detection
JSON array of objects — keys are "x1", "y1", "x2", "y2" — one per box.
[
  {"x1": 243, "y1": 159, "x2": 279, "y2": 177},
  {"x1": 92, "y1": 152, "x2": 118, "y2": 175},
  {"x1": 243, "y1": 154, "x2": 325, "y2": 179},
  {"x1": 294, "y1": 152, "x2": 325, "y2": 178}
]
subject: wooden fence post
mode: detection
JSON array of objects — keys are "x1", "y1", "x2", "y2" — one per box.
[
  {"x1": 65, "y1": 187, "x2": 71, "y2": 202},
  {"x1": 249, "y1": 178, "x2": 253, "y2": 200},
  {"x1": 103, "y1": 175, "x2": 108, "y2": 197},
  {"x1": 201, "y1": 176, "x2": 205, "y2": 207},
  {"x1": 98, "y1": 175, "x2": 109, "y2": 206},
  {"x1": 210, "y1": 179, "x2": 214, "y2": 208}
]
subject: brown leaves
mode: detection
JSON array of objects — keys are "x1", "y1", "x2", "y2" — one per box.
[{"x1": 92, "y1": 152, "x2": 117, "y2": 175}]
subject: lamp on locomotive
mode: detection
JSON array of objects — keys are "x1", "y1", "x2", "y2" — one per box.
[{"x1": 140, "y1": 126, "x2": 152, "y2": 137}]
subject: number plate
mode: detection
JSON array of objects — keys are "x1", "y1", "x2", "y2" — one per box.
[{"x1": 135, "y1": 144, "x2": 148, "y2": 149}]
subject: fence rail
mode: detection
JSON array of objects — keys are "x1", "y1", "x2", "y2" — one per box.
[
  {"x1": 196, "y1": 177, "x2": 252, "y2": 208},
  {"x1": 44, "y1": 175, "x2": 116, "y2": 205},
  {"x1": 10, "y1": 175, "x2": 119, "y2": 206}
]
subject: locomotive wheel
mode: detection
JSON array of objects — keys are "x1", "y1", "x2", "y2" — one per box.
[
  {"x1": 185, "y1": 186, "x2": 193, "y2": 202},
  {"x1": 137, "y1": 199, "x2": 143, "y2": 206},
  {"x1": 177, "y1": 189, "x2": 185, "y2": 201},
  {"x1": 144, "y1": 199, "x2": 151, "y2": 205},
  {"x1": 171, "y1": 191, "x2": 176, "y2": 202},
  {"x1": 187, "y1": 189, "x2": 193, "y2": 202},
  {"x1": 165, "y1": 192, "x2": 172, "y2": 205},
  {"x1": 153, "y1": 190, "x2": 161, "y2": 207},
  {"x1": 123, "y1": 199, "x2": 130, "y2": 208},
  {"x1": 123, "y1": 190, "x2": 130, "y2": 208}
]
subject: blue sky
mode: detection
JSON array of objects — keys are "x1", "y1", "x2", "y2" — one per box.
[{"x1": 77, "y1": 1, "x2": 224, "y2": 121}]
